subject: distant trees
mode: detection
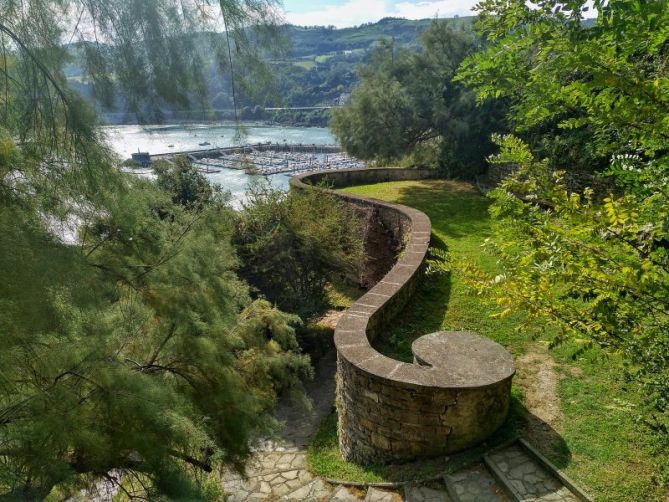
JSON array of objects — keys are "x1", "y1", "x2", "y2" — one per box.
[
  {"x1": 331, "y1": 21, "x2": 506, "y2": 178},
  {"x1": 154, "y1": 156, "x2": 220, "y2": 207}
]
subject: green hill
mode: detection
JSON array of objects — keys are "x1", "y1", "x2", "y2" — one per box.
[{"x1": 66, "y1": 16, "x2": 475, "y2": 124}]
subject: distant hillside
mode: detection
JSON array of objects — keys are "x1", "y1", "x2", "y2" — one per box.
[
  {"x1": 67, "y1": 16, "x2": 475, "y2": 124},
  {"x1": 284, "y1": 17, "x2": 444, "y2": 57}
]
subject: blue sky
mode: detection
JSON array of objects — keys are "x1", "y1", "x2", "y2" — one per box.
[{"x1": 282, "y1": 0, "x2": 480, "y2": 28}]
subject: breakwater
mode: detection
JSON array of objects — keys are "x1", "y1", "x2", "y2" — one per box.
[{"x1": 149, "y1": 142, "x2": 342, "y2": 162}]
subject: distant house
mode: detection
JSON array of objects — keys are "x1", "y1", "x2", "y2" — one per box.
[
  {"x1": 336, "y1": 93, "x2": 351, "y2": 106},
  {"x1": 131, "y1": 151, "x2": 151, "y2": 167}
]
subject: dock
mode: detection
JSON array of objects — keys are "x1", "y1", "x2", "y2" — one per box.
[{"x1": 143, "y1": 143, "x2": 365, "y2": 175}]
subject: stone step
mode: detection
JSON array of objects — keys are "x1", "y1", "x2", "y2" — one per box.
[
  {"x1": 404, "y1": 484, "x2": 452, "y2": 502},
  {"x1": 364, "y1": 486, "x2": 400, "y2": 502},
  {"x1": 483, "y1": 441, "x2": 588, "y2": 502},
  {"x1": 444, "y1": 462, "x2": 512, "y2": 502},
  {"x1": 330, "y1": 485, "x2": 365, "y2": 501}
]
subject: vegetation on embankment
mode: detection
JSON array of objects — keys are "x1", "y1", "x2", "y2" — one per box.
[{"x1": 307, "y1": 179, "x2": 667, "y2": 501}]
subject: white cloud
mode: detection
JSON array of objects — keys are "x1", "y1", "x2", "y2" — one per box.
[
  {"x1": 394, "y1": 0, "x2": 479, "y2": 20},
  {"x1": 284, "y1": 0, "x2": 479, "y2": 28}
]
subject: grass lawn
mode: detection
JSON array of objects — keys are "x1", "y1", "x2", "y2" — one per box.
[
  {"x1": 293, "y1": 60, "x2": 316, "y2": 70},
  {"x1": 307, "y1": 179, "x2": 667, "y2": 501},
  {"x1": 315, "y1": 54, "x2": 334, "y2": 63}
]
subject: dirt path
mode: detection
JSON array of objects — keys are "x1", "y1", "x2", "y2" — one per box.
[{"x1": 515, "y1": 344, "x2": 564, "y2": 448}]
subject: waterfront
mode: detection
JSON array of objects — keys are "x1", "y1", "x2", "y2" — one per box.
[
  {"x1": 104, "y1": 123, "x2": 336, "y2": 158},
  {"x1": 106, "y1": 123, "x2": 338, "y2": 205}
]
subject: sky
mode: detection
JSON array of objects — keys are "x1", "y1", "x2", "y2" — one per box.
[{"x1": 282, "y1": 0, "x2": 481, "y2": 28}]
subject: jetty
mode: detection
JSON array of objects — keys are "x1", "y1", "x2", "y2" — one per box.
[{"x1": 140, "y1": 142, "x2": 365, "y2": 175}]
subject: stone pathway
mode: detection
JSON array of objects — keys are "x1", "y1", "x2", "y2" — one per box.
[
  {"x1": 485, "y1": 445, "x2": 580, "y2": 502},
  {"x1": 405, "y1": 485, "x2": 451, "y2": 502},
  {"x1": 220, "y1": 351, "x2": 337, "y2": 501},
  {"x1": 220, "y1": 350, "x2": 588, "y2": 502},
  {"x1": 446, "y1": 464, "x2": 510, "y2": 502}
]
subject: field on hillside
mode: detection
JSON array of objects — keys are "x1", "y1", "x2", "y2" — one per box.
[
  {"x1": 66, "y1": 17, "x2": 476, "y2": 115},
  {"x1": 308, "y1": 180, "x2": 667, "y2": 502}
]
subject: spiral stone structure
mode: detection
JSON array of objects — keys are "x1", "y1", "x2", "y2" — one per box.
[{"x1": 290, "y1": 168, "x2": 515, "y2": 465}]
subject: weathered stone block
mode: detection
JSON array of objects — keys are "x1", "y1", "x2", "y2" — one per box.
[{"x1": 370, "y1": 433, "x2": 391, "y2": 450}]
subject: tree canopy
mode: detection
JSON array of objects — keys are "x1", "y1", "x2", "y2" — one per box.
[
  {"x1": 0, "y1": 1, "x2": 328, "y2": 499},
  {"x1": 330, "y1": 20, "x2": 507, "y2": 178},
  {"x1": 457, "y1": 0, "x2": 669, "y2": 173},
  {"x1": 234, "y1": 181, "x2": 363, "y2": 319},
  {"x1": 456, "y1": 0, "x2": 669, "y2": 440}
]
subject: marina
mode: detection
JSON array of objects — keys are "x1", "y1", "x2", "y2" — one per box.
[
  {"x1": 137, "y1": 142, "x2": 366, "y2": 176},
  {"x1": 188, "y1": 147, "x2": 365, "y2": 175},
  {"x1": 110, "y1": 124, "x2": 360, "y2": 205}
]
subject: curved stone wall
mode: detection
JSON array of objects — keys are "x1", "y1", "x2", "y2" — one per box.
[{"x1": 290, "y1": 168, "x2": 515, "y2": 464}]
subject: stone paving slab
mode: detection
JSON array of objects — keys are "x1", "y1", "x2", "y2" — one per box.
[
  {"x1": 404, "y1": 485, "x2": 451, "y2": 502},
  {"x1": 486, "y1": 445, "x2": 579, "y2": 502},
  {"x1": 446, "y1": 463, "x2": 511, "y2": 502},
  {"x1": 365, "y1": 487, "x2": 402, "y2": 502},
  {"x1": 280, "y1": 478, "x2": 332, "y2": 500},
  {"x1": 330, "y1": 485, "x2": 365, "y2": 501}
]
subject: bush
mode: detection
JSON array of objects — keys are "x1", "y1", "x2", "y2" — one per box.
[
  {"x1": 153, "y1": 156, "x2": 221, "y2": 208},
  {"x1": 233, "y1": 181, "x2": 363, "y2": 319}
]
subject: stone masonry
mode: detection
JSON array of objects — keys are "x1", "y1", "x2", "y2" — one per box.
[{"x1": 290, "y1": 168, "x2": 516, "y2": 465}]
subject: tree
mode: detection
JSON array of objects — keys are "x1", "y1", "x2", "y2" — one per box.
[
  {"x1": 154, "y1": 156, "x2": 219, "y2": 208},
  {"x1": 330, "y1": 21, "x2": 506, "y2": 178},
  {"x1": 463, "y1": 135, "x2": 669, "y2": 434},
  {"x1": 0, "y1": 1, "x2": 315, "y2": 498},
  {"x1": 0, "y1": 170, "x2": 311, "y2": 499},
  {"x1": 233, "y1": 181, "x2": 364, "y2": 319},
  {"x1": 456, "y1": 0, "x2": 669, "y2": 174},
  {"x1": 455, "y1": 0, "x2": 669, "y2": 438}
]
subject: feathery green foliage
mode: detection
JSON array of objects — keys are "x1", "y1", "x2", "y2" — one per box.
[
  {"x1": 330, "y1": 20, "x2": 506, "y2": 178},
  {"x1": 456, "y1": 0, "x2": 669, "y2": 448},
  {"x1": 0, "y1": 141, "x2": 315, "y2": 499},
  {"x1": 0, "y1": 1, "x2": 325, "y2": 499}
]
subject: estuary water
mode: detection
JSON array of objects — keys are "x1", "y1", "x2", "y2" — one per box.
[{"x1": 104, "y1": 123, "x2": 337, "y2": 204}]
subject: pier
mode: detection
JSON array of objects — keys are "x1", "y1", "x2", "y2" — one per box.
[{"x1": 144, "y1": 143, "x2": 365, "y2": 175}]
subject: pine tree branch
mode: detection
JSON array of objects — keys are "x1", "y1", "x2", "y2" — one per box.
[
  {"x1": 0, "y1": 21, "x2": 69, "y2": 107},
  {"x1": 167, "y1": 449, "x2": 212, "y2": 472}
]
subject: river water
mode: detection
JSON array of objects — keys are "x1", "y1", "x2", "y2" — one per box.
[{"x1": 104, "y1": 123, "x2": 337, "y2": 204}]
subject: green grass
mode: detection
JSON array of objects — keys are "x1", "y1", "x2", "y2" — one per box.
[
  {"x1": 293, "y1": 60, "x2": 316, "y2": 70},
  {"x1": 307, "y1": 179, "x2": 668, "y2": 501},
  {"x1": 325, "y1": 278, "x2": 364, "y2": 310}
]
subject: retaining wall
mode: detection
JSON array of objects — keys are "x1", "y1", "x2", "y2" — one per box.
[{"x1": 290, "y1": 168, "x2": 515, "y2": 464}]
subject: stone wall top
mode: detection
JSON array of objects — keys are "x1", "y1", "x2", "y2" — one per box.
[{"x1": 290, "y1": 168, "x2": 515, "y2": 390}]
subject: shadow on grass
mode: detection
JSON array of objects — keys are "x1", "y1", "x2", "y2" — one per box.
[
  {"x1": 373, "y1": 233, "x2": 451, "y2": 362},
  {"x1": 306, "y1": 389, "x2": 573, "y2": 484},
  {"x1": 392, "y1": 180, "x2": 492, "y2": 240}
]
